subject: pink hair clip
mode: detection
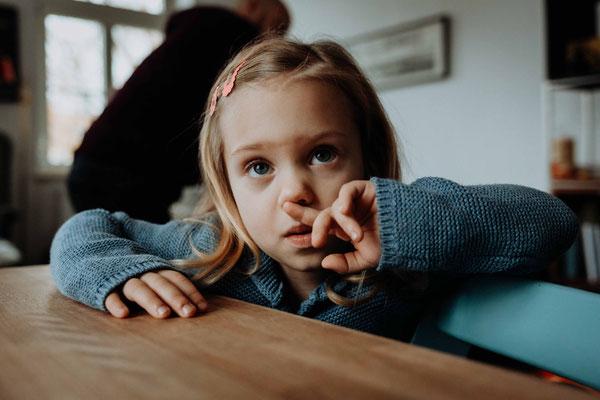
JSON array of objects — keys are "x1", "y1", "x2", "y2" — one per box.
[
  {"x1": 209, "y1": 85, "x2": 219, "y2": 116},
  {"x1": 208, "y1": 59, "x2": 247, "y2": 117},
  {"x1": 222, "y1": 59, "x2": 247, "y2": 97}
]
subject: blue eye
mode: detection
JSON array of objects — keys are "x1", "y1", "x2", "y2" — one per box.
[
  {"x1": 248, "y1": 162, "x2": 270, "y2": 177},
  {"x1": 311, "y1": 148, "x2": 335, "y2": 165}
]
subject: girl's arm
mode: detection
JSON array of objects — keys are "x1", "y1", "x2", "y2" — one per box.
[
  {"x1": 373, "y1": 177, "x2": 578, "y2": 275},
  {"x1": 50, "y1": 209, "x2": 216, "y2": 315},
  {"x1": 284, "y1": 177, "x2": 578, "y2": 275}
]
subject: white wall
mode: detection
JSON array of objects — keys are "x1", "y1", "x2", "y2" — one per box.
[
  {"x1": 0, "y1": 0, "x2": 549, "y2": 264},
  {"x1": 286, "y1": 0, "x2": 546, "y2": 188}
]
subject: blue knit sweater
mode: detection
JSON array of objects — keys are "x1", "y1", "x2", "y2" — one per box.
[{"x1": 50, "y1": 177, "x2": 578, "y2": 340}]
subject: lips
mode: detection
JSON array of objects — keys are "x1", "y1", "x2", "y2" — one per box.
[
  {"x1": 285, "y1": 225, "x2": 313, "y2": 248},
  {"x1": 285, "y1": 224, "x2": 312, "y2": 236}
]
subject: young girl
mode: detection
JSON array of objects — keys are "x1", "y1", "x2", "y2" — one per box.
[{"x1": 51, "y1": 37, "x2": 578, "y2": 341}]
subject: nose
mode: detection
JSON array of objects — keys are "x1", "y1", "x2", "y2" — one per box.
[{"x1": 278, "y1": 169, "x2": 315, "y2": 208}]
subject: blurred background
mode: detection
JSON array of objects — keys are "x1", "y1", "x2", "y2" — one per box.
[{"x1": 0, "y1": 0, "x2": 598, "y2": 282}]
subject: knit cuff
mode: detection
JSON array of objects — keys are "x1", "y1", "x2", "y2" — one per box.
[
  {"x1": 371, "y1": 177, "x2": 434, "y2": 273},
  {"x1": 371, "y1": 177, "x2": 398, "y2": 270}
]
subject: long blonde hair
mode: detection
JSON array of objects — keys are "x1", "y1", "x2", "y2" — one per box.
[{"x1": 175, "y1": 37, "x2": 408, "y2": 305}]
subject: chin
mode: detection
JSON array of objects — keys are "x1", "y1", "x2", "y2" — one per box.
[
  {"x1": 290, "y1": 253, "x2": 328, "y2": 271},
  {"x1": 271, "y1": 249, "x2": 329, "y2": 272},
  {"x1": 267, "y1": 238, "x2": 351, "y2": 272}
]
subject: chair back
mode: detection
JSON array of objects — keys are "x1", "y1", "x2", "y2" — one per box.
[{"x1": 412, "y1": 276, "x2": 600, "y2": 390}]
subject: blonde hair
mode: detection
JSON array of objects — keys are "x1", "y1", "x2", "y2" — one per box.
[{"x1": 175, "y1": 37, "x2": 412, "y2": 306}]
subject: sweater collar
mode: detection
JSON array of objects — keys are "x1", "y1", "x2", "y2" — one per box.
[
  {"x1": 249, "y1": 252, "x2": 348, "y2": 313},
  {"x1": 249, "y1": 253, "x2": 286, "y2": 309}
]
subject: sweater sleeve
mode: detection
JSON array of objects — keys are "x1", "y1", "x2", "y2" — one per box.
[
  {"x1": 50, "y1": 209, "x2": 220, "y2": 312},
  {"x1": 372, "y1": 177, "x2": 578, "y2": 274}
]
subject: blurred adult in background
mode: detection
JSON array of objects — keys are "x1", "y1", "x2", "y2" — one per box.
[{"x1": 67, "y1": 0, "x2": 290, "y2": 223}]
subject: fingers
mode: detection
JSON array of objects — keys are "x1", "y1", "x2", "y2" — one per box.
[
  {"x1": 282, "y1": 201, "x2": 319, "y2": 226},
  {"x1": 336, "y1": 181, "x2": 376, "y2": 215},
  {"x1": 334, "y1": 182, "x2": 362, "y2": 215},
  {"x1": 157, "y1": 270, "x2": 208, "y2": 312},
  {"x1": 330, "y1": 203, "x2": 364, "y2": 243},
  {"x1": 121, "y1": 271, "x2": 207, "y2": 319},
  {"x1": 284, "y1": 180, "x2": 375, "y2": 248},
  {"x1": 321, "y1": 252, "x2": 361, "y2": 274},
  {"x1": 122, "y1": 277, "x2": 173, "y2": 319},
  {"x1": 312, "y1": 207, "x2": 363, "y2": 248},
  {"x1": 105, "y1": 292, "x2": 130, "y2": 318},
  {"x1": 139, "y1": 272, "x2": 200, "y2": 318}
]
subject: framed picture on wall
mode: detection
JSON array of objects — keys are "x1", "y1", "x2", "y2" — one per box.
[
  {"x1": 346, "y1": 15, "x2": 450, "y2": 91},
  {"x1": 0, "y1": 5, "x2": 19, "y2": 102}
]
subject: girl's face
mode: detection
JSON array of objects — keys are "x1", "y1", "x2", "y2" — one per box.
[{"x1": 220, "y1": 78, "x2": 364, "y2": 273}]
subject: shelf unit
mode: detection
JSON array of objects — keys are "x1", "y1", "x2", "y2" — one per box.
[
  {"x1": 551, "y1": 179, "x2": 600, "y2": 196},
  {"x1": 542, "y1": 78, "x2": 600, "y2": 292}
]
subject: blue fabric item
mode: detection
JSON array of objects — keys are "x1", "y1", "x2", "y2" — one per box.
[
  {"x1": 413, "y1": 276, "x2": 600, "y2": 390},
  {"x1": 50, "y1": 177, "x2": 578, "y2": 340}
]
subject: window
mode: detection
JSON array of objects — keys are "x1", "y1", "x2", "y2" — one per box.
[
  {"x1": 45, "y1": 15, "x2": 105, "y2": 166},
  {"x1": 40, "y1": 0, "x2": 170, "y2": 171},
  {"x1": 111, "y1": 25, "x2": 163, "y2": 89},
  {"x1": 74, "y1": 0, "x2": 165, "y2": 15}
]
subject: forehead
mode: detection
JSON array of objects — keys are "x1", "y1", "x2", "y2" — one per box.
[{"x1": 218, "y1": 77, "x2": 357, "y2": 153}]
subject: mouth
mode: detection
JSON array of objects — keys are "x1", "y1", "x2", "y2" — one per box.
[
  {"x1": 286, "y1": 224, "x2": 312, "y2": 236},
  {"x1": 285, "y1": 225, "x2": 313, "y2": 248}
]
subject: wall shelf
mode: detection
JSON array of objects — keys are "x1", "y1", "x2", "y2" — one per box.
[
  {"x1": 551, "y1": 179, "x2": 600, "y2": 196},
  {"x1": 549, "y1": 74, "x2": 600, "y2": 91}
]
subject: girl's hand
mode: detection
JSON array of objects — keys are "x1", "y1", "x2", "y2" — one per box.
[
  {"x1": 104, "y1": 269, "x2": 208, "y2": 319},
  {"x1": 283, "y1": 180, "x2": 381, "y2": 274}
]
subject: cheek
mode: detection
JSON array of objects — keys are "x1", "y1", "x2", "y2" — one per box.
[
  {"x1": 334, "y1": 152, "x2": 366, "y2": 187},
  {"x1": 228, "y1": 177, "x2": 268, "y2": 236},
  {"x1": 236, "y1": 200, "x2": 256, "y2": 228}
]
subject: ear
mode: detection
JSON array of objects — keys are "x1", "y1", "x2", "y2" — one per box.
[
  {"x1": 240, "y1": 0, "x2": 260, "y2": 17},
  {"x1": 247, "y1": 0, "x2": 260, "y2": 13},
  {"x1": 236, "y1": 0, "x2": 263, "y2": 26}
]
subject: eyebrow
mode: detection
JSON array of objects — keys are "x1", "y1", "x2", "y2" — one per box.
[{"x1": 230, "y1": 130, "x2": 349, "y2": 157}]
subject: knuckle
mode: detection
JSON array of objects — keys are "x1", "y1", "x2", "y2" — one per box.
[
  {"x1": 140, "y1": 271, "x2": 161, "y2": 285},
  {"x1": 331, "y1": 198, "x2": 341, "y2": 211},
  {"x1": 124, "y1": 279, "x2": 153, "y2": 301},
  {"x1": 173, "y1": 272, "x2": 192, "y2": 286},
  {"x1": 178, "y1": 289, "x2": 193, "y2": 303},
  {"x1": 123, "y1": 278, "x2": 142, "y2": 292},
  {"x1": 161, "y1": 270, "x2": 192, "y2": 287},
  {"x1": 320, "y1": 207, "x2": 332, "y2": 219},
  {"x1": 158, "y1": 269, "x2": 177, "y2": 277},
  {"x1": 340, "y1": 181, "x2": 353, "y2": 195}
]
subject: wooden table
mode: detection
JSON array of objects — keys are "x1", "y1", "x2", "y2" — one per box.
[{"x1": 0, "y1": 265, "x2": 593, "y2": 399}]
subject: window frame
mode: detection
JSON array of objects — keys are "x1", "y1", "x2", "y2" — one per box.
[{"x1": 35, "y1": 0, "x2": 174, "y2": 176}]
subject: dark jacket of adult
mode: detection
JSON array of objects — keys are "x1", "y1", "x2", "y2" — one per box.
[{"x1": 68, "y1": 7, "x2": 259, "y2": 223}]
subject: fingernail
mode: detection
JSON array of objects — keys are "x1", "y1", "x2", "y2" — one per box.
[
  {"x1": 197, "y1": 301, "x2": 208, "y2": 312},
  {"x1": 182, "y1": 304, "x2": 195, "y2": 316},
  {"x1": 157, "y1": 305, "x2": 169, "y2": 316},
  {"x1": 351, "y1": 231, "x2": 359, "y2": 241}
]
